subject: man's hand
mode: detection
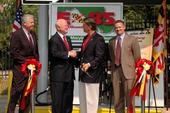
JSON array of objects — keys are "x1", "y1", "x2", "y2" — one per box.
[
  {"x1": 68, "y1": 50, "x2": 77, "y2": 58},
  {"x1": 81, "y1": 63, "x2": 90, "y2": 72}
]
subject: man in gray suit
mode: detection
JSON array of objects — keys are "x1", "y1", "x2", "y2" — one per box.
[{"x1": 108, "y1": 20, "x2": 141, "y2": 113}]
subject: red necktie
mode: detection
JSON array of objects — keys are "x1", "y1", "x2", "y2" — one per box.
[
  {"x1": 63, "y1": 36, "x2": 70, "y2": 50},
  {"x1": 115, "y1": 36, "x2": 121, "y2": 66}
]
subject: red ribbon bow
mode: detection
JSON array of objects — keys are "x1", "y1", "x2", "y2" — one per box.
[{"x1": 20, "y1": 58, "x2": 42, "y2": 110}]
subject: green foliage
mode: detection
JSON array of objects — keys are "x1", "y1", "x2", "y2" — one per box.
[{"x1": 0, "y1": 0, "x2": 15, "y2": 49}]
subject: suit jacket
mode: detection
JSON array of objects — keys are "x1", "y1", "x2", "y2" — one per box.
[
  {"x1": 108, "y1": 33, "x2": 141, "y2": 79},
  {"x1": 49, "y1": 32, "x2": 75, "y2": 82},
  {"x1": 79, "y1": 32, "x2": 106, "y2": 83},
  {"x1": 10, "y1": 28, "x2": 39, "y2": 85}
]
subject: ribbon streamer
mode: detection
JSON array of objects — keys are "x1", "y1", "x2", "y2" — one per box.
[
  {"x1": 20, "y1": 59, "x2": 42, "y2": 110},
  {"x1": 129, "y1": 59, "x2": 154, "y2": 113}
]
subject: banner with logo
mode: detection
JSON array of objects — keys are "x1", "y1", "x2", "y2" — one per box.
[
  {"x1": 49, "y1": 3, "x2": 123, "y2": 49},
  {"x1": 128, "y1": 28, "x2": 154, "y2": 60}
]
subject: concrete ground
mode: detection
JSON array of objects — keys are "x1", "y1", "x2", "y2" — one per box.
[
  {"x1": 1, "y1": 89, "x2": 170, "y2": 113},
  {"x1": 1, "y1": 97, "x2": 170, "y2": 113},
  {"x1": 161, "y1": 109, "x2": 170, "y2": 113},
  {"x1": 0, "y1": 95, "x2": 8, "y2": 113}
]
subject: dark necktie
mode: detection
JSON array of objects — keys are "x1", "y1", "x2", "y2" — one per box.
[
  {"x1": 28, "y1": 33, "x2": 34, "y2": 46},
  {"x1": 115, "y1": 36, "x2": 121, "y2": 66},
  {"x1": 63, "y1": 36, "x2": 70, "y2": 50}
]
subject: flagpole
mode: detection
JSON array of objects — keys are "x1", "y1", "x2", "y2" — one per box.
[
  {"x1": 141, "y1": 98, "x2": 145, "y2": 113},
  {"x1": 163, "y1": 0, "x2": 167, "y2": 38},
  {"x1": 31, "y1": 89, "x2": 35, "y2": 113},
  {"x1": 148, "y1": 78, "x2": 151, "y2": 113}
]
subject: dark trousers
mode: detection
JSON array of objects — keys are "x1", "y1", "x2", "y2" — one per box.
[
  {"x1": 7, "y1": 77, "x2": 30, "y2": 113},
  {"x1": 50, "y1": 81, "x2": 74, "y2": 113}
]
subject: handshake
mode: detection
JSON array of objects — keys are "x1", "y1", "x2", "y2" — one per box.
[{"x1": 68, "y1": 50, "x2": 77, "y2": 58}]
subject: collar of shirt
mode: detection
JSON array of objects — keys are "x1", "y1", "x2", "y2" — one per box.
[
  {"x1": 116, "y1": 33, "x2": 125, "y2": 46},
  {"x1": 57, "y1": 32, "x2": 64, "y2": 40},
  {"x1": 22, "y1": 27, "x2": 31, "y2": 39}
]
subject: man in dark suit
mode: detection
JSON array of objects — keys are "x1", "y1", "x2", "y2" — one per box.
[
  {"x1": 79, "y1": 17, "x2": 106, "y2": 113},
  {"x1": 108, "y1": 20, "x2": 141, "y2": 113},
  {"x1": 49, "y1": 19, "x2": 77, "y2": 113},
  {"x1": 7, "y1": 14, "x2": 39, "y2": 113}
]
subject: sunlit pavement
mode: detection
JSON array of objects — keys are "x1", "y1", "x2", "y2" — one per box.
[{"x1": 1, "y1": 95, "x2": 170, "y2": 113}]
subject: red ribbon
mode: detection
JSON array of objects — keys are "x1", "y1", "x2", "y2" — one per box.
[
  {"x1": 129, "y1": 58, "x2": 154, "y2": 113},
  {"x1": 20, "y1": 59, "x2": 42, "y2": 110}
]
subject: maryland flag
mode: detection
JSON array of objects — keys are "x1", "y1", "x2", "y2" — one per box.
[{"x1": 152, "y1": 0, "x2": 168, "y2": 84}]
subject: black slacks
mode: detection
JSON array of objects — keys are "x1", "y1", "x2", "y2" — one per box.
[{"x1": 50, "y1": 80, "x2": 74, "y2": 113}]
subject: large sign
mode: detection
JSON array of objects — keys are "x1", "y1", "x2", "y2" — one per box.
[
  {"x1": 128, "y1": 28, "x2": 164, "y2": 107},
  {"x1": 128, "y1": 28, "x2": 154, "y2": 60},
  {"x1": 49, "y1": 3, "x2": 123, "y2": 48},
  {"x1": 71, "y1": 0, "x2": 169, "y2": 4}
]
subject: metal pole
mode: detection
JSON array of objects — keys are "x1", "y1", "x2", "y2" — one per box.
[
  {"x1": 109, "y1": 85, "x2": 112, "y2": 113},
  {"x1": 31, "y1": 89, "x2": 35, "y2": 113},
  {"x1": 148, "y1": 78, "x2": 151, "y2": 113},
  {"x1": 37, "y1": 5, "x2": 49, "y2": 104},
  {"x1": 141, "y1": 98, "x2": 145, "y2": 113},
  {"x1": 151, "y1": 78, "x2": 158, "y2": 113}
]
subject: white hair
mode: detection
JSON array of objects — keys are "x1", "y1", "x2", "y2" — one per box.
[{"x1": 22, "y1": 14, "x2": 34, "y2": 23}]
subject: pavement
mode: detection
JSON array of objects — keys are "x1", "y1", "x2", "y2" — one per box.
[
  {"x1": 162, "y1": 108, "x2": 170, "y2": 113},
  {"x1": 0, "y1": 95, "x2": 8, "y2": 113},
  {"x1": 1, "y1": 94, "x2": 170, "y2": 113}
]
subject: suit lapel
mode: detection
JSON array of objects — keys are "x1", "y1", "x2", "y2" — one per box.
[
  {"x1": 112, "y1": 38, "x2": 116, "y2": 56},
  {"x1": 81, "y1": 37, "x2": 92, "y2": 54},
  {"x1": 21, "y1": 28, "x2": 35, "y2": 48},
  {"x1": 81, "y1": 32, "x2": 96, "y2": 53},
  {"x1": 21, "y1": 28, "x2": 30, "y2": 44},
  {"x1": 121, "y1": 34, "x2": 128, "y2": 54},
  {"x1": 56, "y1": 33, "x2": 70, "y2": 51}
]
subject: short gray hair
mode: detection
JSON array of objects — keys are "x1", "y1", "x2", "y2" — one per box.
[{"x1": 22, "y1": 14, "x2": 34, "y2": 23}]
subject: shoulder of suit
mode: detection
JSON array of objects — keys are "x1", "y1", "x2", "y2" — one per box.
[
  {"x1": 50, "y1": 33, "x2": 56, "y2": 41},
  {"x1": 95, "y1": 32, "x2": 101, "y2": 36},
  {"x1": 125, "y1": 33, "x2": 138, "y2": 40},
  {"x1": 94, "y1": 33, "x2": 104, "y2": 39},
  {"x1": 51, "y1": 32, "x2": 59, "y2": 38},
  {"x1": 109, "y1": 37, "x2": 115, "y2": 43},
  {"x1": 11, "y1": 28, "x2": 23, "y2": 37}
]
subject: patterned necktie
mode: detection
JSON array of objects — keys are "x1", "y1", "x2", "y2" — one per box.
[
  {"x1": 28, "y1": 33, "x2": 34, "y2": 46},
  {"x1": 115, "y1": 36, "x2": 121, "y2": 66},
  {"x1": 63, "y1": 36, "x2": 70, "y2": 50}
]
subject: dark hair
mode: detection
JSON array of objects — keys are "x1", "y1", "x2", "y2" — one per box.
[
  {"x1": 114, "y1": 20, "x2": 125, "y2": 26},
  {"x1": 83, "y1": 17, "x2": 96, "y2": 30}
]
